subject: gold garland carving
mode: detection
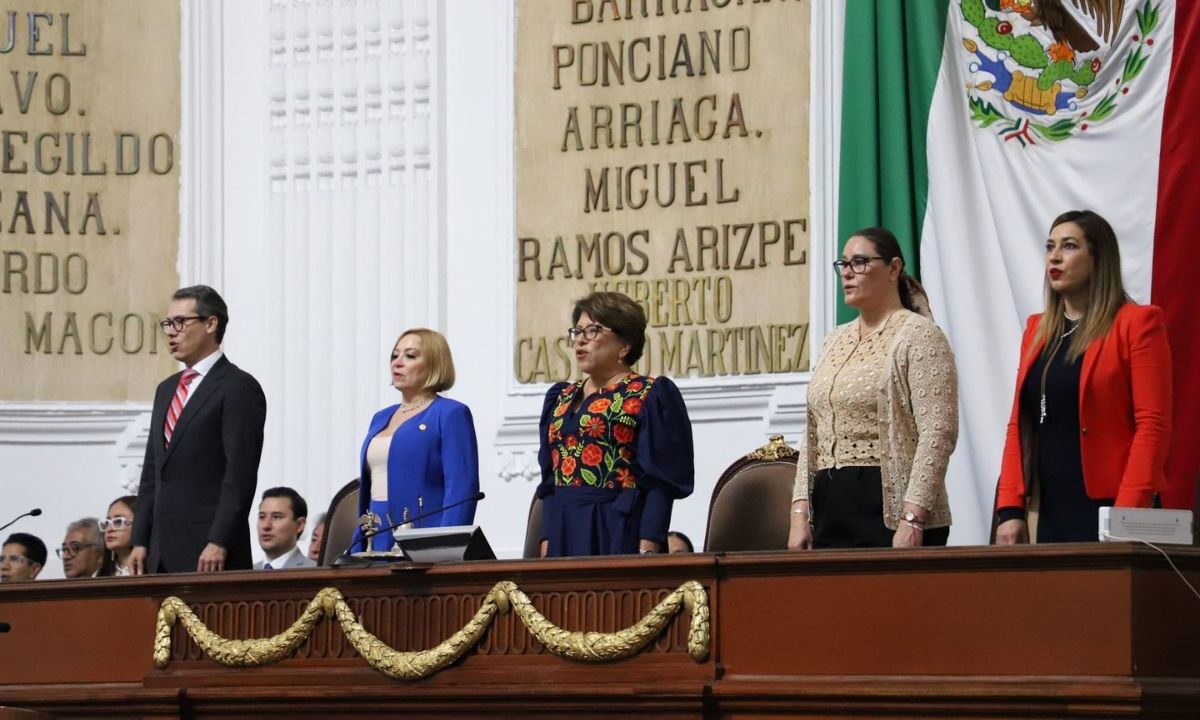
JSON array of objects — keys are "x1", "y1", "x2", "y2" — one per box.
[
  {"x1": 153, "y1": 580, "x2": 709, "y2": 678},
  {"x1": 328, "y1": 585, "x2": 503, "y2": 679},
  {"x1": 501, "y1": 580, "x2": 710, "y2": 662},
  {"x1": 152, "y1": 587, "x2": 339, "y2": 667}
]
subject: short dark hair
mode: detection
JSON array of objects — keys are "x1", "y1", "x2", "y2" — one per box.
[
  {"x1": 260, "y1": 487, "x2": 308, "y2": 521},
  {"x1": 571, "y1": 291, "x2": 648, "y2": 365},
  {"x1": 173, "y1": 285, "x2": 230, "y2": 342},
  {"x1": 5, "y1": 533, "x2": 47, "y2": 566}
]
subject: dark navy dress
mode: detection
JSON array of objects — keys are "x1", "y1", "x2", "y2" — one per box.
[
  {"x1": 1018, "y1": 335, "x2": 1113, "y2": 542},
  {"x1": 537, "y1": 375, "x2": 694, "y2": 557}
]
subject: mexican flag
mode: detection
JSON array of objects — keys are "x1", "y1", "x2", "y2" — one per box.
[{"x1": 838, "y1": 0, "x2": 1198, "y2": 544}]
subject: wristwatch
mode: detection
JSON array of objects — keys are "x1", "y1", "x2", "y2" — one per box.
[
  {"x1": 902, "y1": 511, "x2": 925, "y2": 528},
  {"x1": 639, "y1": 548, "x2": 658, "y2": 555}
]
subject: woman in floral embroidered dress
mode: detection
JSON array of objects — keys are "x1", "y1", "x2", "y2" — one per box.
[{"x1": 537, "y1": 292, "x2": 695, "y2": 557}]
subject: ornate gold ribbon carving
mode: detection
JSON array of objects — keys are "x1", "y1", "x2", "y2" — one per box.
[
  {"x1": 500, "y1": 580, "x2": 710, "y2": 662},
  {"x1": 153, "y1": 580, "x2": 710, "y2": 679}
]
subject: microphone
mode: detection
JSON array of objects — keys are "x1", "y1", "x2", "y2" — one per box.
[
  {"x1": 0, "y1": 508, "x2": 41, "y2": 533},
  {"x1": 333, "y1": 491, "x2": 485, "y2": 566}
]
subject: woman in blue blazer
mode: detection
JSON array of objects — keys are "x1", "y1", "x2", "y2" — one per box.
[{"x1": 353, "y1": 328, "x2": 479, "y2": 551}]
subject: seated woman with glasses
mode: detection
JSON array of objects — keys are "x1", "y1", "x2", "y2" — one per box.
[
  {"x1": 537, "y1": 291, "x2": 695, "y2": 557},
  {"x1": 98, "y1": 495, "x2": 137, "y2": 576},
  {"x1": 788, "y1": 227, "x2": 958, "y2": 550},
  {"x1": 995, "y1": 210, "x2": 1172, "y2": 543},
  {"x1": 351, "y1": 328, "x2": 480, "y2": 553}
]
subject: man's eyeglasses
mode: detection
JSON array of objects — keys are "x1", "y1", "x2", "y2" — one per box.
[
  {"x1": 832, "y1": 255, "x2": 886, "y2": 275},
  {"x1": 2, "y1": 554, "x2": 30, "y2": 565},
  {"x1": 567, "y1": 324, "x2": 609, "y2": 343},
  {"x1": 55, "y1": 542, "x2": 100, "y2": 559},
  {"x1": 99, "y1": 517, "x2": 133, "y2": 531},
  {"x1": 158, "y1": 315, "x2": 208, "y2": 334}
]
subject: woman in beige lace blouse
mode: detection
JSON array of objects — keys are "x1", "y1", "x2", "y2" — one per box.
[{"x1": 788, "y1": 227, "x2": 958, "y2": 549}]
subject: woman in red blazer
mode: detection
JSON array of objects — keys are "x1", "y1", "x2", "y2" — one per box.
[{"x1": 995, "y1": 210, "x2": 1172, "y2": 544}]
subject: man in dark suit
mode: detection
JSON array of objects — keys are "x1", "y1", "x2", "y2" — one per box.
[{"x1": 130, "y1": 285, "x2": 267, "y2": 574}]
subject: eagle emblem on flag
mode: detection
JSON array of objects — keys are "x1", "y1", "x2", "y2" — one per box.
[{"x1": 958, "y1": 0, "x2": 1160, "y2": 146}]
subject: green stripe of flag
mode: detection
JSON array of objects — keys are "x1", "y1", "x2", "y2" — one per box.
[{"x1": 836, "y1": 0, "x2": 951, "y2": 322}]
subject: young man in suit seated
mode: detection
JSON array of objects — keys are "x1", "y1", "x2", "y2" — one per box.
[{"x1": 255, "y1": 487, "x2": 317, "y2": 570}]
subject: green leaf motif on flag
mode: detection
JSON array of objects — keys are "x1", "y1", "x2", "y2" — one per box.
[
  {"x1": 1087, "y1": 93, "x2": 1119, "y2": 123},
  {"x1": 1031, "y1": 119, "x2": 1078, "y2": 142},
  {"x1": 968, "y1": 96, "x2": 1006, "y2": 128},
  {"x1": 1137, "y1": 2, "x2": 1160, "y2": 36},
  {"x1": 1122, "y1": 46, "x2": 1150, "y2": 84}
]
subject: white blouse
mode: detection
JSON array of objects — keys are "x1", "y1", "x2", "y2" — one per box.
[{"x1": 367, "y1": 433, "x2": 391, "y2": 502}]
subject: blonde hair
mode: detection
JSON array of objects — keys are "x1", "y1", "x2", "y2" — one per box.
[
  {"x1": 1029, "y1": 210, "x2": 1129, "y2": 363},
  {"x1": 394, "y1": 328, "x2": 456, "y2": 393}
]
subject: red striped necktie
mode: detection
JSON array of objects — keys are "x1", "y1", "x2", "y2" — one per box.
[{"x1": 164, "y1": 369, "x2": 200, "y2": 447}]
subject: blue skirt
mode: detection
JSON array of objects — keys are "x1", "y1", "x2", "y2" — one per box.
[{"x1": 543, "y1": 485, "x2": 643, "y2": 557}]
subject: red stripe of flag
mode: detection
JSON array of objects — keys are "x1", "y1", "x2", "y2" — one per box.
[{"x1": 1152, "y1": 1, "x2": 1200, "y2": 511}]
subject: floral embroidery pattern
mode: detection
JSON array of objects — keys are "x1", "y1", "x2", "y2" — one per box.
[
  {"x1": 547, "y1": 375, "x2": 656, "y2": 489},
  {"x1": 581, "y1": 415, "x2": 607, "y2": 438},
  {"x1": 588, "y1": 398, "x2": 612, "y2": 414}
]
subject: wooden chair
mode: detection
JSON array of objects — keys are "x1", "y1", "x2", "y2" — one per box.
[
  {"x1": 522, "y1": 494, "x2": 544, "y2": 559},
  {"x1": 703, "y1": 435, "x2": 800, "y2": 552},
  {"x1": 318, "y1": 479, "x2": 360, "y2": 566}
]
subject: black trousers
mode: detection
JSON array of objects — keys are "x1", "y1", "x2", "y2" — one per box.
[{"x1": 812, "y1": 466, "x2": 949, "y2": 548}]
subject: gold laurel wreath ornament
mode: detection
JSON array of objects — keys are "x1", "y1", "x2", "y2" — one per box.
[{"x1": 153, "y1": 580, "x2": 710, "y2": 680}]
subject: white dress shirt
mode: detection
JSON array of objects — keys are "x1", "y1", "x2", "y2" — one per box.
[
  {"x1": 181, "y1": 349, "x2": 224, "y2": 409},
  {"x1": 262, "y1": 546, "x2": 302, "y2": 570}
]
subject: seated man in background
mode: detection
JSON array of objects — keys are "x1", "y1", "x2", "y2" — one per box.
[
  {"x1": 255, "y1": 487, "x2": 317, "y2": 570},
  {"x1": 59, "y1": 519, "x2": 104, "y2": 578},
  {"x1": 1, "y1": 533, "x2": 47, "y2": 582},
  {"x1": 307, "y1": 512, "x2": 326, "y2": 564}
]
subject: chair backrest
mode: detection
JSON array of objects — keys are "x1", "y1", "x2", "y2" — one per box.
[
  {"x1": 704, "y1": 435, "x2": 800, "y2": 553},
  {"x1": 319, "y1": 479, "x2": 360, "y2": 566},
  {"x1": 522, "y1": 494, "x2": 544, "y2": 559}
]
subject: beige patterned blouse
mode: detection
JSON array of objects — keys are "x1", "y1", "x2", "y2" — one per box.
[
  {"x1": 793, "y1": 310, "x2": 959, "y2": 530},
  {"x1": 808, "y1": 311, "x2": 904, "y2": 468}
]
